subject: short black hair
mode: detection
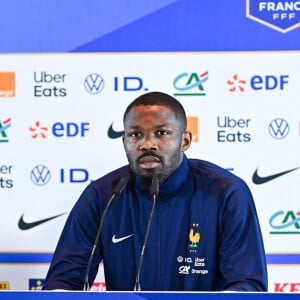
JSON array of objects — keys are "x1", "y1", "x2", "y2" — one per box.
[{"x1": 123, "y1": 91, "x2": 187, "y2": 132}]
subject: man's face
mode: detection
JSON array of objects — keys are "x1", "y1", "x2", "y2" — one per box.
[{"x1": 123, "y1": 105, "x2": 191, "y2": 184}]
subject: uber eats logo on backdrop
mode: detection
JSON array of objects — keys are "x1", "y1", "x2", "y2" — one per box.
[
  {"x1": 217, "y1": 116, "x2": 251, "y2": 142},
  {"x1": 33, "y1": 71, "x2": 67, "y2": 97},
  {"x1": 0, "y1": 164, "x2": 13, "y2": 189}
]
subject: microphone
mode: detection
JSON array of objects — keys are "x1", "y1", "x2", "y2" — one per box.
[
  {"x1": 83, "y1": 176, "x2": 129, "y2": 291},
  {"x1": 150, "y1": 173, "x2": 159, "y2": 198},
  {"x1": 134, "y1": 174, "x2": 159, "y2": 291}
]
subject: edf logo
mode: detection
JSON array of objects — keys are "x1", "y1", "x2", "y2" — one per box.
[
  {"x1": 52, "y1": 122, "x2": 90, "y2": 137},
  {"x1": 227, "y1": 74, "x2": 289, "y2": 92},
  {"x1": 250, "y1": 75, "x2": 289, "y2": 90},
  {"x1": 29, "y1": 121, "x2": 90, "y2": 138}
]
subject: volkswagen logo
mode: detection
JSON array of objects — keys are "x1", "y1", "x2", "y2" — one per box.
[
  {"x1": 268, "y1": 118, "x2": 289, "y2": 139},
  {"x1": 84, "y1": 73, "x2": 104, "y2": 94},
  {"x1": 30, "y1": 165, "x2": 51, "y2": 186}
]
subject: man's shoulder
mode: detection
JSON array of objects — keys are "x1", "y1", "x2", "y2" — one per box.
[
  {"x1": 187, "y1": 158, "x2": 252, "y2": 200},
  {"x1": 187, "y1": 158, "x2": 244, "y2": 185},
  {"x1": 188, "y1": 158, "x2": 229, "y2": 174}
]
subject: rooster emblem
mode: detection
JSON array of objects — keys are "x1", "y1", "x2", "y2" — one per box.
[{"x1": 189, "y1": 228, "x2": 200, "y2": 248}]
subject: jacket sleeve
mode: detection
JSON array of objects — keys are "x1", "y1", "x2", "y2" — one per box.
[
  {"x1": 217, "y1": 179, "x2": 268, "y2": 291},
  {"x1": 43, "y1": 183, "x2": 102, "y2": 290}
]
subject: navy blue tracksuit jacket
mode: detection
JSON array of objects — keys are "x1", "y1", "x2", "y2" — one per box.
[{"x1": 44, "y1": 155, "x2": 268, "y2": 291}]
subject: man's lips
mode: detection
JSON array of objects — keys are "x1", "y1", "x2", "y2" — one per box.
[{"x1": 138, "y1": 156, "x2": 161, "y2": 169}]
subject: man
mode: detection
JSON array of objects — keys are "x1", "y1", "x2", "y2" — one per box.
[{"x1": 43, "y1": 91, "x2": 268, "y2": 291}]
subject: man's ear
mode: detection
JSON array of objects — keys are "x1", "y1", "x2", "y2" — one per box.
[
  {"x1": 181, "y1": 131, "x2": 192, "y2": 152},
  {"x1": 122, "y1": 134, "x2": 126, "y2": 150}
]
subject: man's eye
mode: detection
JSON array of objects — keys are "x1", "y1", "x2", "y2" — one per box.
[
  {"x1": 128, "y1": 132, "x2": 142, "y2": 137},
  {"x1": 156, "y1": 130, "x2": 170, "y2": 136}
]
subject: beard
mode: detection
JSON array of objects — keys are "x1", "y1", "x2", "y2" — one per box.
[
  {"x1": 138, "y1": 173, "x2": 153, "y2": 187},
  {"x1": 126, "y1": 149, "x2": 182, "y2": 187},
  {"x1": 126, "y1": 150, "x2": 163, "y2": 187},
  {"x1": 138, "y1": 171, "x2": 164, "y2": 193}
]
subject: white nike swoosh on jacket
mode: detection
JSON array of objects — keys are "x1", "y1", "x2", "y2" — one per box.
[{"x1": 112, "y1": 234, "x2": 134, "y2": 243}]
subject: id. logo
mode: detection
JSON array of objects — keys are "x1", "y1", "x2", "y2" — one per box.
[{"x1": 246, "y1": 0, "x2": 300, "y2": 33}]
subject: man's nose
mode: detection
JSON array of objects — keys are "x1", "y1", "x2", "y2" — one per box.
[{"x1": 140, "y1": 134, "x2": 157, "y2": 150}]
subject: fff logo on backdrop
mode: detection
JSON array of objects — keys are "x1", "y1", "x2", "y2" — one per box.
[{"x1": 246, "y1": 0, "x2": 300, "y2": 33}]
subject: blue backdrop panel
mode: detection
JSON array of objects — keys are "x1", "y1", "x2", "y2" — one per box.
[{"x1": 0, "y1": 0, "x2": 299, "y2": 52}]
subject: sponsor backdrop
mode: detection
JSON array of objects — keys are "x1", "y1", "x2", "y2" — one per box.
[{"x1": 0, "y1": 0, "x2": 300, "y2": 293}]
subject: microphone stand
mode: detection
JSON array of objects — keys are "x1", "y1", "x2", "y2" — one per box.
[
  {"x1": 83, "y1": 177, "x2": 128, "y2": 291},
  {"x1": 134, "y1": 175, "x2": 159, "y2": 291}
]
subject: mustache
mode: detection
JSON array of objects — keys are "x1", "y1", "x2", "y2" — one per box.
[{"x1": 137, "y1": 151, "x2": 162, "y2": 162}]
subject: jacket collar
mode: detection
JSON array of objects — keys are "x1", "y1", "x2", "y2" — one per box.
[{"x1": 134, "y1": 154, "x2": 190, "y2": 201}]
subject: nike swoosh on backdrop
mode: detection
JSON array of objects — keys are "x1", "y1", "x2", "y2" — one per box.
[
  {"x1": 112, "y1": 234, "x2": 134, "y2": 244},
  {"x1": 107, "y1": 123, "x2": 124, "y2": 139},
  {"x1": 252, "y1": 167, "x2": 300, "y2": 184},
  {"x1": 18, "y1": 213, "x2": 66, "y2": 230}
]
